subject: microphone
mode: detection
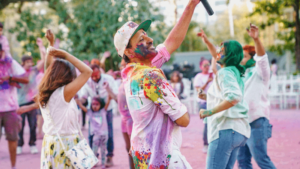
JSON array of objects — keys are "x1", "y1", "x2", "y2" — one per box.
[{"x1": 201, "y1": 0, "x2": 214, "y2": 16}]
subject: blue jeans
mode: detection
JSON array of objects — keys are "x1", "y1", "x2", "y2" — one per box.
[
  {"x1": 198, "y1": 102, "x2": 208, "y2": 146},
  {"x1": 18, "y1": 102, "x2": 37, "y2": 147},
  {"x1": 206, "y1": 129, "x2": 247, "y2": 169},
  {"x1": 237, "y1": 117, "x2": 276, "y2": 169},
  {"x1": 106, "y1": 109, "x2": 114, "y2": 157}
]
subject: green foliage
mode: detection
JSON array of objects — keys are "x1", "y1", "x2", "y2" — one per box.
[
  {"x1": 53, "y1": 0, "x2": 167, "y2": 71},
  {"x1": 176, "y1": 21, "x2": 208, "y2": 52},
  {"x1": 9, "y1": 9, "x2": 52, "y2": 62},
  {"x1": 250, "y1": 0, "x2": 298, "y2": 56}
]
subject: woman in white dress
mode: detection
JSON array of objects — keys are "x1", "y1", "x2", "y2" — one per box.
[{"x1": 38, "y1": 30, "x2": 92, "y2": 169}]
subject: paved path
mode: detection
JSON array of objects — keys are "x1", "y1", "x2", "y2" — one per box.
[{"x1": 1, "y1": 109, "x2": 300, "y2": 169}]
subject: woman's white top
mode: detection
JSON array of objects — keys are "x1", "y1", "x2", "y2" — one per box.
[
  {"x1": 41, "y1": 86, "x2": 80, "y2": 136},
  {"x1": 206, "y1": 68, "x2": 251, "y2": 143}
]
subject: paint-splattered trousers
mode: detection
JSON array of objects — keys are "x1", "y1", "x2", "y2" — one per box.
[
  {"x1": 237, "y1": 117, "x2": 276, "y2": 169},
  {"x1": 92, "y1": 134, "x2": 108, "y2": 166}
]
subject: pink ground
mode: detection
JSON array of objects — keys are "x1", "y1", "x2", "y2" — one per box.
[{"x1": 1, "y1": 109, "x2": 300, "y2": 169}]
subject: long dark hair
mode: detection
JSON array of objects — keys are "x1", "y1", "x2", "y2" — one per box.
[{"x1": 38, "y1": 58, "x2": 76, "y2": 107}]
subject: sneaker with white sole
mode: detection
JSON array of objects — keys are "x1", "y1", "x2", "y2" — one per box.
[
  {"x1": 16, "y1": 146, "x2": 22, "y2": 155},
  {"x1": 202, "y1": 145, "x2": 208, "y2": 154},
  {"x1": 30, "y1": 146, "x2": 38, "y2": 154}
]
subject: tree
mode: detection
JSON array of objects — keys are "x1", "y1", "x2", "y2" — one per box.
[
  {"x1": 250, "y1": 0, "x2": 300, "y2": 71},
  {"x1": 5, "y1": 0, "x2": 167, "y2": 70}
]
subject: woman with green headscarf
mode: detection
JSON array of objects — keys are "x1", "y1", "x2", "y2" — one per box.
[{"x1": 197, "y1": 30, "x2": 251, "y2": 169}]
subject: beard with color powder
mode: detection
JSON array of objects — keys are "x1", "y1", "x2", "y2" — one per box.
[{"x1": 134, "y1": 43, "x2": 157, "y2": 61}]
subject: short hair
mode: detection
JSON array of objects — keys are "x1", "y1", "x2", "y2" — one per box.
[
  {"x1": 243, "y1": 45, "x2": 256, "y2": 59},
  {"x1": 0, "y1": 22, "x2": 3, "y2": 29},
  {"x1": 271, "y1": 59, "x2": 277, "y2": 64},
  {"x1": 90, "y1": 64, "x2": 100, "y2": 70},
  {"x1": 91, "y1": 96, "x2": 105, "y2": 111},
  {"x1": 122, "y1": 42, "x2": 132, "y2": 63},
  {"x1": 21, "y1": 55, "x2": 33, "y2": 63}
]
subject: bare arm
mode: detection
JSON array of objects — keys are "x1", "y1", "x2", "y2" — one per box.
[
  {"x1": 198, "y1": 29, "x2": 218, "y2": 59},
  {"x1": 61, "y1": 50, "x2": 92, "y2": 102},
  {"x1": 45, "y1": 30, "x2": 55, "y2": 70},
  {"x1": 17, "y1": 103, "x2": 39, "y2": 115},
  {"x1": 9, "y1": 75, "x2": 29, "y2": 84},
  {"x1": 36, "y1": 38, "x2": 46, "y2": 71},
  {"x1": 175, "y1": 112, "x2": 190, "y2": 127},
  {"x1": 247, "y1": 23, "x2": 265, "y2": 56},
  {"x1": 163, "y1": 0, "x2": 200, "y2": 54},
  {"x1": 211, "y1": 57, "x2": 218, "y2": 75},
  {"x1": 200, "y1": 100, "x2": 234, "y2": 119},
  {"x1": 104, "y1": 97, "x2": 111, "y2": 111},
  {"x1": 76, "y1": 98, "x2": 88, "y2": 113}
]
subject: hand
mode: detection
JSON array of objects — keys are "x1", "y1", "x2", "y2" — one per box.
[
  {"x1": 197, "y1": 29, "x2": 209, "y2": 44},
  {"x1": 45, "y1": 29, "x2": 55, "y2": 46},
  {"x1": 246, "y1": 23, "x2": 259, "y2": 40},
  {"x1": 47, "y1": 47, "x2": 66, "y2": 59},
  {"x1": 36, "y1": 38, "x2": 43, "y2": 47},
  {"x1": 103, "y1": 82, "x2": 110, "y2": 91},
  {"x1": 103, "y1": 51, "x2": 111, "y2": 58},
  {"x1": 16, "y1": 107, "x2": 27, "y2": 115},
  {"x1": 0, "y1": 76, "x2": 9, "y2": 84},
  {"x1": 199, "y1": 109, "x2": 213, "y2": 119}
]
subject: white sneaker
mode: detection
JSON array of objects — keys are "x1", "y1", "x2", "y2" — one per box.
[
  {"x1": 30, "y1": 146, "x2": 38, "y2": 154},
  {"x1": 202, "y1": 145, "x2": 208, "y2": 154},
  {"x1": 16, "y1": 146, "x2": 22, "y2": 155}
]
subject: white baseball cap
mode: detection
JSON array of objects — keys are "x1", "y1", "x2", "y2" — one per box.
[{"x1": 114, "y1": 20, "x2": 152, "y2": 57}]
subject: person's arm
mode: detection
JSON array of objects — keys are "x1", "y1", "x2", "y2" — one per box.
[
  {"x1": 144, "y1": 71, "x2": 190, "y2": 127},
  {"x1": 45, "y1": 30, "x2": 92, "y2": 102},
  {"x1": 36, "y1": 38, "x2": 46, "y2": 71},
  {"x1": 0, "y1": 59, "x2": 29, "y2": 84},
  {"x1": 45, "y1": 30, "x2": 55, "y2": 70},
  {"x1": 104, "y1": 96, "x2": 112, "y2": 111},
  {"x1": 175, "y1": 112, "x2": 190, "y2": 127},
  {"x1": 199, "y1": 69, "x2": 243, "y2": 119},
  {"x1": 100, "y1": 51, "x2": 110, "y2": 70},
  {"x1": 247, "y1": 23, "x2": 270, "y2": 83},
  {"x1": 247, "y1": 23, "x2": 265, "y2": 57},
  {"x1": 76, "y1": 98, "x2": 88, "y2": 112},
  {"x1": 197, "y1": 29, "x2": 218, "y2": 59},
  {"x1": 0, "y1": 74, "x2": 29, "y2": 84},
  {"x1": 163, "y1": 0, "x2": 200, "y2": 54},
  {"x1": 16, "y1": 103, "x2": 39, "y2": 115},
  {"x1": 211, "y1": 57, "x2": 218, "y2": 75},
  {"x1": 55, "y1": 49, "x2": 92, "y2": 102}
]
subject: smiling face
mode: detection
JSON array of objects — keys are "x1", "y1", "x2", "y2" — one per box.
[{"x1": 124, "y1": 29, "x2": 157, "y2": 62}]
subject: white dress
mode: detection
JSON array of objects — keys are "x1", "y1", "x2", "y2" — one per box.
[{"x1": 40, "y1": 86, "x2": 81, "y2": 169}]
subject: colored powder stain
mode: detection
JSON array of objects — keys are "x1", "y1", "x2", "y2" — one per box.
[{"x1": 131, "y1": 79, "x2": 143, "y2": 105}]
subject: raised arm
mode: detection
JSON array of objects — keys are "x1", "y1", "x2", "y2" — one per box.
[
  {"x1": 36, "y1": 38, "x2": 46, "y2": 71},
  {"x1": 45, "y1": 30, "x2": 55, "y2": 70},
  {"x1": 247, "y1": 23, "x2": 265, "y2": 56},
  {"x1": 198, "y1": 29, "x2": 218, "y2": 59},
  {"x1": 163, "y1": 0, "x2": 200, "y2": 54},
  {"x1": 48, "y1": 48, "x2": 92, "y2": 102},
  {"x1": 211, "y1": 57, "x2": 218, "y2": 75},
  {"x1": 100, "y1": 51, "x2": 110, "y2": 70}
]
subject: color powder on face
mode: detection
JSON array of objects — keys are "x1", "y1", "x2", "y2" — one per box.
[{"x1": 134, "y1": 43, "x2": 156, "y2": 60}]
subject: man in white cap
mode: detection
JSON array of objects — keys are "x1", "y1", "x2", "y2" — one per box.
[{"x1": 114, "y1": 0, "x2": 201, "y2": 168}]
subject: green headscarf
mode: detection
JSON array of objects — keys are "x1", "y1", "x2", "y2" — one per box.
[{"x1": 218, "y1": 40, "x2": 245, "y2": 77}]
